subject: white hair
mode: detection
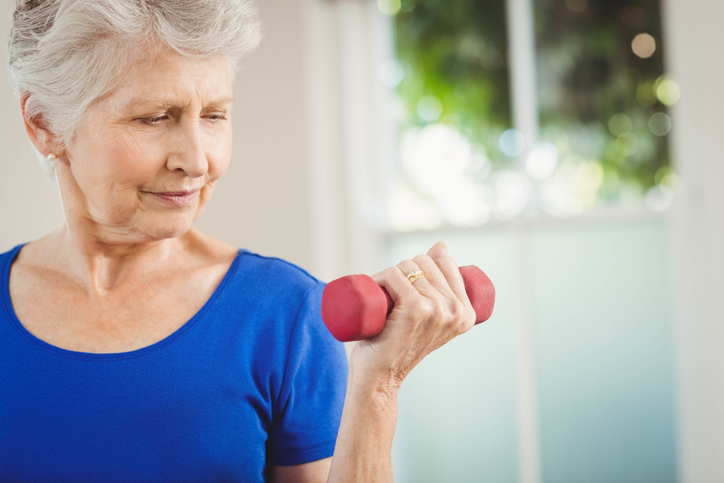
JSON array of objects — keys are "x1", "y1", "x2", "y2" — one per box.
[{"x1": 8, "y1": 0, "x2": 263, "y2": 180}]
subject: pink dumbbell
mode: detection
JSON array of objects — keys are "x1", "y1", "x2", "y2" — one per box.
[{"x1": 321, "y1": 266, "x2": 496, "y2": 342}]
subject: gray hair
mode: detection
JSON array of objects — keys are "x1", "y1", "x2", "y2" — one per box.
[{"x1": 8, "y1": 0, "x2": 263, "y2": 180}]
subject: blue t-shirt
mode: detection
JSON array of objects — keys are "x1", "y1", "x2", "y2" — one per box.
[{"x1": 0, "y1": 244, "x2": 348, "y2": 482}]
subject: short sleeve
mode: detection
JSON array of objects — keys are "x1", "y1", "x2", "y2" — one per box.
[{"x1": 267, "y1": 282, "x2": 349, "y2": 466}]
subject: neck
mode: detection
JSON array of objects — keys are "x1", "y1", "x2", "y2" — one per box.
[
  {"x1": 48, "y1": 162, "x2": 197, "y2": 294},
  {"x1": 50, "y1": 226, "x2": 193, "y2": 294}
]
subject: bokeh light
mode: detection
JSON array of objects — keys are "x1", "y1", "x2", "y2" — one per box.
[
  {"x1": 540, "y1": 175, "x2": 569, "y2": 214},
  {"x1": 644, "y1": 185, "x2": 672, "y2": 211},
  {"x1": 378, "y1": 0, "x2": 401, "y2": 16},
  {"x1": 388, "y1": 183, "x2": 442, "y2": 231},
  {"x1": 538, "y1": 158, "x2": 604, "y2": 216},
  {"x1": 394, "y1": 124, "x2": 495, "y2": 228},
  {"x1": 525, "y1": 142, "x2": 559, "y2": 180},
  {"x1": 616, "y1": 133, "x2": 639, "y2": 156},
  {"x1": 648, "y1": 112, "x2": 672, "y2": 136},
  {"x1": 655, "y1": 75, "x2": 681, "y2": 106},
  {"x1": 499, "y1": 129, "x2": 526, "y2": 157},
  {"x1": 642, "y1": 164, "x2": 682, "y2": 212},
  {"x1": 379, "y1": 59, "x2": 405, "y2": 87},
  {"x1": 636, "y1": 81, "x2": 657, "y2": 106},
  {"x1": 576, "y1": 161, "x2": 604, "y2": 194},
  {"x1": 631, "y1": 33, "x2": 657, "y2": 59},
  {"x1": 655, "y1": 166, "x2": 683, "y2": 195},
  {"x1": 416, "y1": 95, "x2": 443, "y2": 122},
  {"x1": 492, "y1": 170, "x2": 532, "y2": 220},
  {"x1": 608, "y1": 113, "x2": 633, "y2": 136}
]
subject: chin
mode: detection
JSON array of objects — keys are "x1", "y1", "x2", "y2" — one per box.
[{"x1": 139, "y1": 215, "x2": 195, "y2": 241}]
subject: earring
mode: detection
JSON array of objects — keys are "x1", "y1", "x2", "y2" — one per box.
[{"x1": 47, "y1": 153, "x2": 57, "y2": 162}]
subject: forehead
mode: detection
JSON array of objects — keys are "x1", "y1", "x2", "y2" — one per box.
[{"x1": 100, "y1": 49, "x2": 234, "y2": 110}]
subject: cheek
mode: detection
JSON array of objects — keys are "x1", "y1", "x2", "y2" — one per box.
[
  {"x1": 70, "y1": 132, "x2": 164, "y2": 220},
  {"x1": 207, "y1": 130, "x2": 233, "y2": 180},
  {"x1": 103, "y1": 132, "x2": 165, "y2": 188}
]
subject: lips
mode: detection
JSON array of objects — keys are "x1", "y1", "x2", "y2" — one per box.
[{"x1": 147, "y1": 190, "x2": 200, "y2": 207}]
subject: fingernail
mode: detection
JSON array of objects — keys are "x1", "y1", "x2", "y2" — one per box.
[{"x1": 437, "y1": 241, "x2": 447, "y2": 249}]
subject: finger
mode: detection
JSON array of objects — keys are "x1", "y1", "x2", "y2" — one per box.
[
  {"x1": 395, "y1": 259, "x2": 436, "y2": 296},
  {"x1": 370, "y1": 264, "x2": 420, "y2": 305},
  {"x1": 410, "y1": 254, "x2": 473, "y2": 335},
  {"x1": 415, "y1": 253, "x2": 475, "y2": 333},
  {"x1": 411, "y1": 254, "x2": 456, "y2": 298},
  {"x1": 426, "y1": 241, "x2": 448, "y2": 260},
  {"x1": 432, "y1": 255, "x2": 468, "y2": 302}
]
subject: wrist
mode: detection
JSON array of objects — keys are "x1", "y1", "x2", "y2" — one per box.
[{"x1": 346, "y1": 370, "x2": 401, "y2": 411}]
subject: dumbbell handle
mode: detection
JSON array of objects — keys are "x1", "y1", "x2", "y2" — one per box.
[{"x1": 321, "y1": 266, "x2": 495, "y2": 342}]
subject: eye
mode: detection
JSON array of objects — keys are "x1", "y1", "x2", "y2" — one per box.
[
  {"x1": 204, "y1": 113, "x2": 228, "y2": 122},
  {"x1": 139, "y1": 115, "x2": 168, "y2": 125}
]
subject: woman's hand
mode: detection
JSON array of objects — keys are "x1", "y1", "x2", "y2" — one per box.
[
  {"x1": 347, "y1": 241, "x2": 477, "y2": 396},
  {"x1": 329, "y1": 242, "x2": 475, "y2": 482}
]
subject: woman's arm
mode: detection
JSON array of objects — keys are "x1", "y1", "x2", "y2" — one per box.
[
  {"x1": 326, "y1": 371, "x2": 398, "y2": 481},
  {"x1": 267, "y1": 378, "x2": 397, "y2": 483},
  {"x1": 269, "y1": 242, "x2": 473, "y2": 483},
  {"x1": 268, "y1": 458, "x2": 332, "y2": 483},
  {"x1": 327, "y1": 241, "x2": 476, "y2": 482}
]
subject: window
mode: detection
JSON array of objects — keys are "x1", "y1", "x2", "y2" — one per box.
[
  {"x1": 386, "y1": 0, "x2": 679, "y2": 231},
  {"x1": 369, "y1": 1, "x2": 679, "y2": 481}
]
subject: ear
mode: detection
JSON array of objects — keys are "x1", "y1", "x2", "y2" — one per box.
[{"x1": 21, "y1": 92, "x2": 64, "y2": 158}]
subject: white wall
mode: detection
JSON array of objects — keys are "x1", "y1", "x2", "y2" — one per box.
[
  {"x1": 664, "y1": 0, "x2": 724, "y2": 481},
  {"x1": 0, "y1": 1, "x2": 64, "y2": 250}
]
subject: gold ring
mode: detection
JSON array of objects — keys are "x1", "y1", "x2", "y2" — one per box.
[{"x1": 406, "y1": 270, "x2": 425, "y2": 284}]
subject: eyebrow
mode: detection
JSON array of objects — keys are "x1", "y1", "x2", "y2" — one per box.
[{"x1": 112, "y1": 96, "x2": 235, "y2": 112}]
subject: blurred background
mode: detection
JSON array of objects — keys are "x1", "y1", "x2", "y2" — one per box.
[{"x1": 1, "y1": 0, "x2": 723, "y2": 481}]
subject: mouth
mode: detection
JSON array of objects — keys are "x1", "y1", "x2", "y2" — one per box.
[{"x1": 145, "y1": 189, "x2": 201, "y2": 207}]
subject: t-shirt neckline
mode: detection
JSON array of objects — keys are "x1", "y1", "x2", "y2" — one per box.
[{"x1": 0, "y1": 243, "x2": 244, "y2": 362}]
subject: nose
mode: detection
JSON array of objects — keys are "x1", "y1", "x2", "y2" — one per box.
[{"x1": 166, "y1": 119, "x2": 208, "y2": 179}]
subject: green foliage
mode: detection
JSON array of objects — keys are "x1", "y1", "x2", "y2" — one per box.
[
  {"x1": 536, "y1": 0, "x2": 671, "y2": 201},
  {"x1": 394, "y1": 0, "x2": 673, "y2": 213},
  {"x1": 395, "y1": 0, "x2": 511, "y2": 162}
]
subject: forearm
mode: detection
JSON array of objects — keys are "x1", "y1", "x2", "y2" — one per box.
[{"x1": 327, "y1": 373, "x2": 399, "y2": 483}]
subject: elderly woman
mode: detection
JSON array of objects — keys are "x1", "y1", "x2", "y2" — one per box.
[{"x1": 0, "y1": 0, "x2": 476, "y2": 481}]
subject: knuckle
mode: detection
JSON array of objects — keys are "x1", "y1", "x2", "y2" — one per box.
[
  {"x1": 412, "y1": 254, "x2": 431, "y2": 266},
  {"x1": 446, "y1": 300, "x2": 468, "y2": 333},
  {"x1": 460, "y1": 307, "x2": 476, "y2": 333},
  {"x1": 382, "y1": 267, "x2": 397, "y2": 281},
  {"x1": 426, "y1": 303, "x2": 441, "y2": 321},
  {"x1": 430, "y1": 302, "x2": 446, "y2": 327},
  {"x1": 467, "y1": 305, "x2": 477, "y2": 324},
  {"x1": 440, "y1": 255, "x2": 458, "y2": 267},
  {"x1": 450, "y1": 299, "x2": 465, "y2": 319}
]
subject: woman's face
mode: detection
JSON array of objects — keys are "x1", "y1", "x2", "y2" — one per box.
[{"x1": 59, "y1": 48, "x2": 234, "y2": 243}]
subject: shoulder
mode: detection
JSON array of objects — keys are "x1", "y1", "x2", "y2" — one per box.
[
  {"x1": 230, "y1": 250, "x2": 323, "y2": 314},
  {"x1": 1, "y1": 232, "x2": 59, "y2": 271},
  {"x1": 208, "y1": 250, "x2": 330, "y2": 357},
  {"x1": 237, "y1": 250, "x2": 320, "y2": 288},
  {"x1": 0, "y1": 244, "x2": 23, "y2": 261},
  {"x1": 183, "y1": 230, "x2": 321, "y2": 293},
  {"x1": 213, "y1": 250, "x2": 337, "y2": 374},
  {"x1": 0, "y1": 244, "x2": 24, "y2": 277},
  {"x1": 0, "y1": 243, "x2": 24, "y2": 274}
]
